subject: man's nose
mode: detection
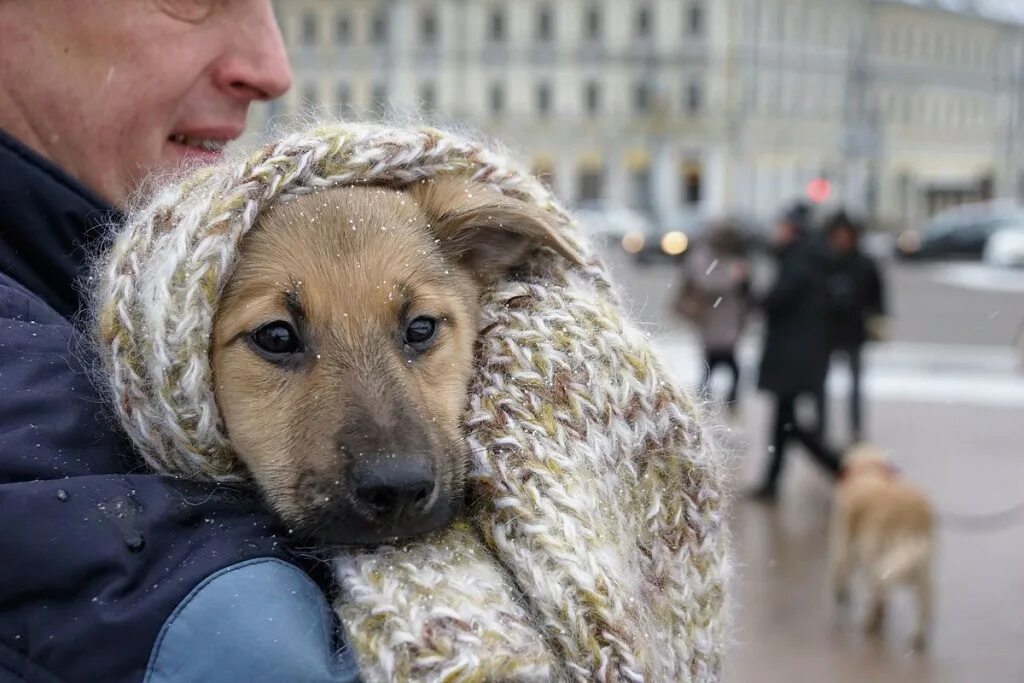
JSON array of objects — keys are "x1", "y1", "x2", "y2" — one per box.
[{"x1": 213, "y1": 0, "x2": 293, "y2": 101}]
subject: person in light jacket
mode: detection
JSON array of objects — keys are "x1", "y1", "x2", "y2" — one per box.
[{"x1": 678, "y1": 223, "x2": 751, "y2": 411}]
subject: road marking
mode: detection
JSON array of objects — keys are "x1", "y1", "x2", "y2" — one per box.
[
  {"x1": 928, "y1": 263, "x2": 1024, "y2": 293},
  {"x1": 652, "y1": 337, "x2": 1024, "y2": 407}
]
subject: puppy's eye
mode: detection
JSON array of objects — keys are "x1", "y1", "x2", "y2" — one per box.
[
  {"x1": 251, "y1": 321, "x2": 301, "y2": 356},
  {"x1": 404, "y1": 316, "x2": 437, "y2": 348}
]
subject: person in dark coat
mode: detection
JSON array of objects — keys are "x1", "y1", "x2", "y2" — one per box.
[
  {"x1": 750, "y1": 203, "x2": 842, "y2": 501},
  {"x1": 0, "y1": 3, "x2": 359, "y2": 681},
  {"x1": 818, "y1": 211, "x2": 886, "y2": 443}
]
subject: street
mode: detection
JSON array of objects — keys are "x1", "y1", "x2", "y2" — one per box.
[{"x1": 601, "y1": 247, "x2": 1024, "y2": 682}]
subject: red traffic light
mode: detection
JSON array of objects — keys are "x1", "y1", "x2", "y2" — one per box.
[{"x1": 805, "y1": 178, "x2": 832, "y2": 204}]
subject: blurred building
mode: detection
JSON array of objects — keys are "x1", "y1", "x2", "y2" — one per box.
[{"x1": 259, "y1": 0, "x2": 1024, "y2": 231}]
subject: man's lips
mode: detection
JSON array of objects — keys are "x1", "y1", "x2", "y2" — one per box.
[
  {"x1": 167, "y1": 126, "x2": 244, "y2": 154},
  {"x1": 168, "y1": 133, "x2": 229, "y2": 153}
]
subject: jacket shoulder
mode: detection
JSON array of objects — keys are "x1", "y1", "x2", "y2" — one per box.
[
  {"x1": 0, "y1": 273, "x2": 67, "y2": 326},
  {"x1": 145, "y1": 558, "x2": 360, "y2": 683}
]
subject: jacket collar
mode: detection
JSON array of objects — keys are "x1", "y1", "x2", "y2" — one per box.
[{"x1": 0, "y1": 128, "x2": 122, "y2": 319}]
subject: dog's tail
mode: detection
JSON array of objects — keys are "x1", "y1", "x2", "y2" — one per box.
[{"x1": 876, "y1": 534, "x2": 933, "y2": 585}]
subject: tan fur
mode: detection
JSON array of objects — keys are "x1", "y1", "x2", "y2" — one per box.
[
  {"x1": 210, "y1": 178, "x2": 581, "y2": 545},
  {"x1": 830, "y1": 444, "x2": 935, "y2": 650}
]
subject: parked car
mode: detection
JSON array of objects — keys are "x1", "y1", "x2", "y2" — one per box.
[
  {"x1": 634, "y1": 226, "x2": 693, "y2": 264},
  {"x1": 574, "y1": 200, "x2": 693, "y2": 263},
  {"x1": 896, "y1": 204, "x2": 1024, "y2": 261},
  {"x1": 983, "y1": 225, "x2": 1024, "y2": 267},
  {"x1": 574, "y1": 200, "x2": 651, "y2": 249}
]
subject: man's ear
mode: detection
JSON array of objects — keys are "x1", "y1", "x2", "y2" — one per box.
[{"x1": 404, "y1": 176, "x2": 585, "y2": 279}]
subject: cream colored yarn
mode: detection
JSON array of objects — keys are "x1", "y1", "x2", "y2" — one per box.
[{"x1": 93, "y1": 122, "x2": 729, "y2": 682}]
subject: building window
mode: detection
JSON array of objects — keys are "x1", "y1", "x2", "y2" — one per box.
[
  {"x1": 371, "y1": 9, "x2": 388, "y2": 44},
  {"x1": 533, "y1": 162, "x2": 555, "y2": 190},
  {"x1": 634, "y1": 82, "x2": 650, "y2": 113},
  {"x1": 682, "y1": 164, "x2": 702, "y2": 205},
  {"x1": 420, "y1": 82, "x2": 436, "y2": 113},
  {"x1": 586, "y1": 7, "x2": 601, "y2": 41},
  {"x1": 301, "y1": 11, "x2": 318, "y2": 46},
  {"x1": 490, "y1": 9, "x2": 505, "y2": 41},
  {"x1": 536, "y1": 82, "x2": 552, "y2": 117},
  {"x1": 536, "y1": 5, "x2": 554, "y2": 43},
  {"x1": 585, "y1": 81, "x2": 600, "y2": 116},
  {"x1": 421, "y1": 8, "x2": 438, "y2": 45},
  {"x1": 265, "y1": 98, "x2": 281, "y2": 126},
  {"x1": 688, "y1": 2, "x2": 704, "y2": 36},
  {"x1": 335, "y1": 13, "x2": 351, "y2": 44},
  {"x1": 632, "y1": 167, "x2": 653, "y2": 212},
  {"x1": 686, "y1": 81, "x2": 703, "y2": 115},
  {"x1": 335, "y1": 83, "x2": 350, "y2": 113},
  {"x1": 636, "y1": 4, "x2": 652, "y2": 38},
  {"x1": 371, "y1": 84, "x2": 388, "y2": 116},
  {"x1": 578, "y1": 168, "x2": 604, "y2": 201},
  {"x1": 922, "y1": 31, "x2": 933, "y2": 60},
  {"x1": 301, "y1": 82, "x2": 319, "y2": 108},
  {"x1": 490, "y1": 82, "x2": 505, "y2": 116}
]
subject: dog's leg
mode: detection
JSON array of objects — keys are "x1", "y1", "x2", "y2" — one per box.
[
  {"x1": 865, "y1": 578, "x2": 886, "y2": 635},
  {"x1": 864, "y1": 542, "x2": 887, "y2": 636},
  {"x1": 911, "y1": 567, "x2": 933, "y2": 651},
  {"x1": 829, "y1": 515, "x2": 853, "y2": 607}
]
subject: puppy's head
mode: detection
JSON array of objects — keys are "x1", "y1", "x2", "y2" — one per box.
[
  {"x1": 211, "y1": 177, "x2": 581, "y2": 545},
  {"x1": 839, "y1": 443, "x2": 895, "y2": 481}
]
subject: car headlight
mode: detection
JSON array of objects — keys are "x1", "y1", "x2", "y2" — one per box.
[
  {"x1": 622, "y1": 231, "x2": 645, "y2": 254},
  {"x1": 660, "y1": 231, "x2": 688, "y2": 256},
  {"x1": 897, "y1": 230, "x2": 920, "y2": 254}
]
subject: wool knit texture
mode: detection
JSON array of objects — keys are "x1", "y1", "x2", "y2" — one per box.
[{"x1": 93, "y1": 122, "x2": 729, "y2": 682}]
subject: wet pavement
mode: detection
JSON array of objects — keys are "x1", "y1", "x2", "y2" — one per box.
[
  {"x1": 716, "y1": 397, "x2": 1024, "y2": 683},
  {"x1": 604, "y1": 248, "x2": 1024, "y2": 682}
]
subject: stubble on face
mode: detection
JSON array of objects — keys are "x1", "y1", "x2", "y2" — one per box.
[{"x1": 0, "y1": 0, "x2": 291, "y2": 206}]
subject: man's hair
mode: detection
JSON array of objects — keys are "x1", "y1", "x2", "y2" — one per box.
[
  {"x1": 824, "y1": 209, "x2": 863, "y2": 240},
  {"x1": 780, "y1": 201, "x2": 813, "y2": 235}
]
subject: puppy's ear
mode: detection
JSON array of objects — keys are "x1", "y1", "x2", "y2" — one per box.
[{"x1": 405, "y1": 177, "x2": 585, "y2": 280}]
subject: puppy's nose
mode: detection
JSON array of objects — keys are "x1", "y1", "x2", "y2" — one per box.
[{"x1": 351, "y1": 457, "x2": 434, "y2": 520}]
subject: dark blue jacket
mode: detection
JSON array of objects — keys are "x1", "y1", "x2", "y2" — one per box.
[{"x1": 0, "y1": 130, "x2": 358, "y2": 682}]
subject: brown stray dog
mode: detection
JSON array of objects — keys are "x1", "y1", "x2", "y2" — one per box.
[
  {"x1": 211, "y1": 177, "x2": 582, "y2": 546},
  {"x1": 829, "y1": 444, "x2": 935, "y2": 650}
]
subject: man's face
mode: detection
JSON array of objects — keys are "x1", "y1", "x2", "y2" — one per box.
[
  {"x1": 830, "y1": 227, "x2": 856, "y2": 253},
  {"x1": 774, "y1": 221, "x2": 796, "y2": 246},
  {"x1": 0, "y1": 0, "x2": 292, "y2": 206}
]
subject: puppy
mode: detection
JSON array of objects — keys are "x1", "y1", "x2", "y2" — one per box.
[
  {"x1": 829, "y1": 444, "x2": 935, "y2": 650},
  {"x1": 211, "y1": 177, "x2": 582, "y2": 546}
]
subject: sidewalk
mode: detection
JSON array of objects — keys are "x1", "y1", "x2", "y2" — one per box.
[
  {"x1": 655, "y1": 336, "x2": 1024, "y2": 682},
  {"x1": 652, "y1": 335, "x2": 1024, "y2": 407}
]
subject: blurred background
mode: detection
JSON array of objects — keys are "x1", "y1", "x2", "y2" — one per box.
[{"x1": 253, "y1": 1, "x2": 1024, "y2": 680}]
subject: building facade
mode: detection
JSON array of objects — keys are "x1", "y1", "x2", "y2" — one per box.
[{"x1": 256, "y1": 0, "x2": 1024, "y2": 231}]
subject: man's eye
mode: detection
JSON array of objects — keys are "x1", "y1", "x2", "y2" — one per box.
[
  {"x1": 251, "y1": 321, "x2": 301, "y2": 356},
  {"x1": 155, "y1": 0, "x2": 216, "y2": 23},
  {"x1": 404, "y1": 316, "x2": 437, "y2": 348}
]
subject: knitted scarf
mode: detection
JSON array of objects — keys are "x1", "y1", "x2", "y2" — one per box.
[{"x1": 93, "y1": 123, "x2": 729, "y2": 682}]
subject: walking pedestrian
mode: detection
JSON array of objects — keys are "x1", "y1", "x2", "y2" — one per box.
[
  {"x1": 819, "y1": 210, "x2": 887, "y2": 443},
  {"x1": 749, "y1": 203, "x2": 842, "y2": 501},
  {"x1": 676, "y1": 223, "x2": 751, "y2": 411}
]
